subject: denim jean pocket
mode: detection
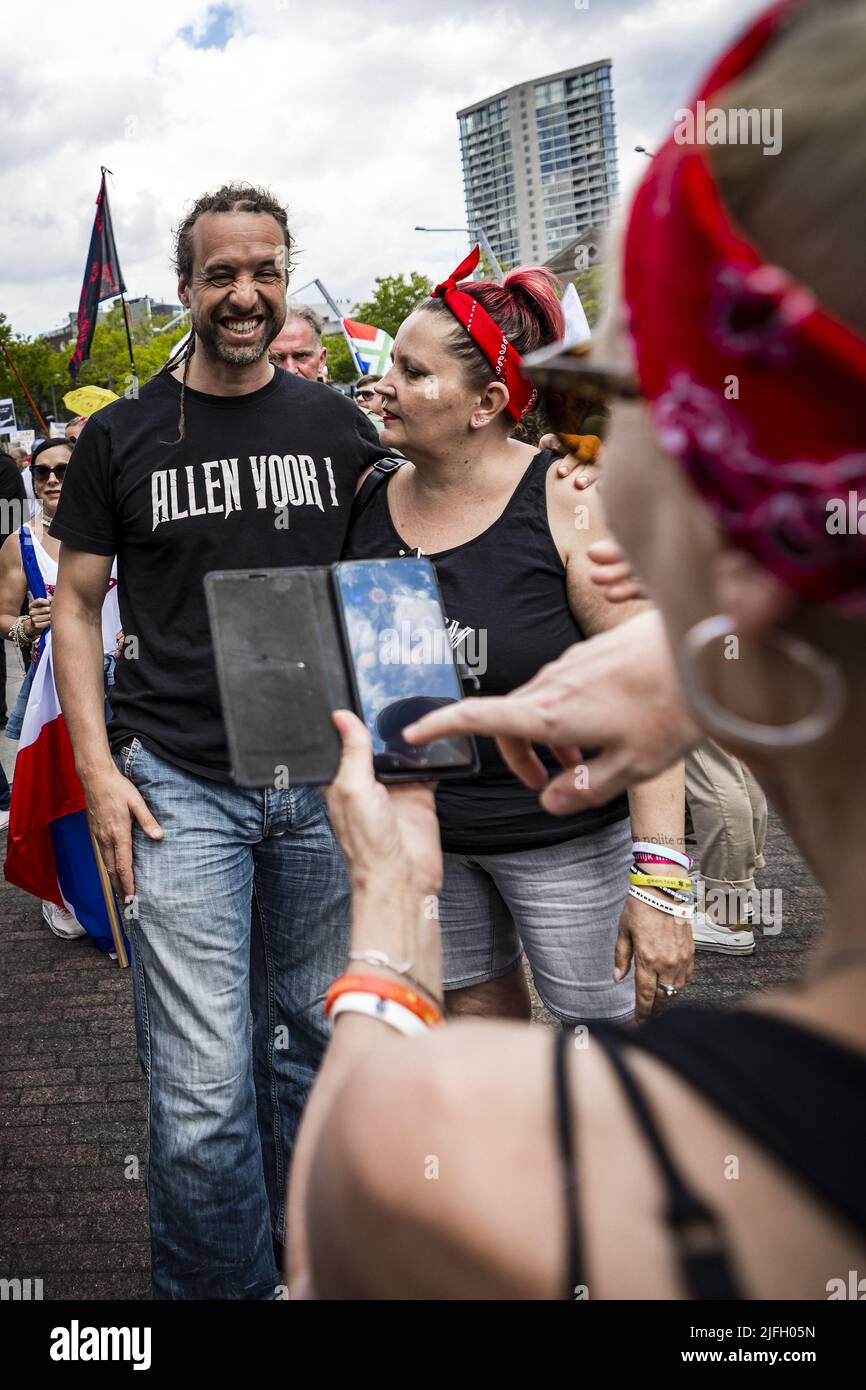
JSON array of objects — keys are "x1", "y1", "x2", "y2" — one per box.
[{"x1": 119, "y1": 737, "x2": 142, "y2": 780}]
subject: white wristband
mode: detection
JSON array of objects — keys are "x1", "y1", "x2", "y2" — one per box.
[
  {"x1": 628, "y1": 884, "x2": 694, "y2": 920},
  {"x1": 632, "y1": 840, "x2": 692, "y2": 870},
  {"x1": 329, "y1": 991, "x2": 429, "y2": 1037}
]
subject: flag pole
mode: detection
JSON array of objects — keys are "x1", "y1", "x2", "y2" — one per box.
[
  {"x1": 313, "y1": 278, "x2": 344, "y2": 323},
  {"x1": 88, "y1": 830, "x2": 129, "y2": 968},
  {"x1": 117, "y1": 294, "x2": 136, "y2": 376},
  {"x1": 100, "y1": 170, "x2": 136, "y2": 376},
  {"x1": 0, "y1": 336, "x2": 48, "y2": 433},
  {"x1": 315, "y1": 279, "x2": 364, "y2": 373}
]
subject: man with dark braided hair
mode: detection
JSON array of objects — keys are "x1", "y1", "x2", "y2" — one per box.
[{"x1": 50, "y1": 183, "x2": 390, "y2": 1300}]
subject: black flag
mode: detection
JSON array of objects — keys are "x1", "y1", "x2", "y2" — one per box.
[{"x1": 69, "y1": 172, "x2": 127, "y2": 379}]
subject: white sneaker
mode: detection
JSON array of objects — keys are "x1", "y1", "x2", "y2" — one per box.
[
  {"x1": 41, "y1": 901, "x2": 87, "y2": 939},
  {"x1": 691, "y1": 911, "x2": 755, "y2": 955},
  {"x1": 0, "y1": 808, "x2": 9, "y2": 831}
]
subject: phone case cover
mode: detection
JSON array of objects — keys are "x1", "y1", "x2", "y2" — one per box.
[{"x1": 205, "y1": 568, "x2": 351, "y2": 786}]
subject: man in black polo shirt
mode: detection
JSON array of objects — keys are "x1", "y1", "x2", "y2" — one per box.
[{"x1": 51, "y1": 183, "x2": 387, "y2": 1300}]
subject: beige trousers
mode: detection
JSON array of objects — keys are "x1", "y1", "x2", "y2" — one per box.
[{"x1": 686, "y1": 740, "x2": 768, "y2": 919}]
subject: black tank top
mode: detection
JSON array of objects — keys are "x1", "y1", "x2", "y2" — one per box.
[
  {"x1": 344, "y1": 451, "x2": 630, "y2": 855},
  {"x1": 555, "y1": 1006, "x2": 866, "y2": 1299}
]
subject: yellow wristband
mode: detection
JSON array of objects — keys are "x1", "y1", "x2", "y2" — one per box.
[{"x1": 629, "y1": 872, "x2": 693, "y2": 892}]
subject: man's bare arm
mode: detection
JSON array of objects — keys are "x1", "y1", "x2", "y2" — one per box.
[
  {"x1": 54, "y1": 546, "x2": 115, "y2": 776},
  {"x1": 53, "y1": 544, "x2": 163, "y2": 898}
]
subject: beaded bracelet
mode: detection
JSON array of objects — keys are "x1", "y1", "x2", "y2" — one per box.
[{"x1": 7, "y1": 615, "x2": 34, "y2": 651}]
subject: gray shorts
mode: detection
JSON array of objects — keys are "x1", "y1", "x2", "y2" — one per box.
[{"x1": 439, "y1": 818, "x2": 635, "y2": 1025}]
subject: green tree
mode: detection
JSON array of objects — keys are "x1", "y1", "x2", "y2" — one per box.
[
  {"x1": 322, "y1": 332, "x2": 355, "y2": 385},
  {"x1": 572, "y1": 266, "x2": 606, "y2": 329},
  {"x1": 0, "y1": 304, "x2": 190, "y2": 431},
  {"x1": 60, "y1": 304, "x2": 188, "y2": 395},
  {"x1": 0, "y1": 316, "x2": 68, "y2": 430},
  {"x1": 351, "y1": 272, "x2": 433, "y2": 343}
]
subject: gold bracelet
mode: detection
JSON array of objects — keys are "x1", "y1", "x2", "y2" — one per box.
[{"x1": 8, "y1": 616, "x2": 31, "y2": 648}]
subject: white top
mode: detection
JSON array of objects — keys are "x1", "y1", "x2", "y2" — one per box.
[
  {"x1": 23, "y1": 523, "x2": 120, "y2": 655},
  {"x1": 21, "y1": 469, "x2": 39, "y2": 518},
  {"x1": 27, "y1": 526, "x2": 58, "y2": 589}
]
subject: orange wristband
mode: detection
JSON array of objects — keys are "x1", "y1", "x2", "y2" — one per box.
[{"x1": 325, "y1": 973, "x2": 444, "y2": 1027}]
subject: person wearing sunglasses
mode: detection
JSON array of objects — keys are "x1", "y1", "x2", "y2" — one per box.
[
  {"x1": 285, "y1": 0, "x2": 866, "y2": 1301},
  {"x1": 0, "y1": 438, "x2": 120, "y2": 937},
  {"x1": 353, "y1": 374, "x2": 385, "y2": 437},
  {"x1": 353, "y1": 374, "x2": 383, "y2": 413}
]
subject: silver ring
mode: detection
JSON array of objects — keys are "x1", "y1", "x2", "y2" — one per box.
[{"x1": 656, "y1": 982, "x2": 679, "y2": 998}]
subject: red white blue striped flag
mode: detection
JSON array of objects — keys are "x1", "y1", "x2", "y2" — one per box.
[{"x1": 4, "y1": 584, "x2": 124, "y2": 954}]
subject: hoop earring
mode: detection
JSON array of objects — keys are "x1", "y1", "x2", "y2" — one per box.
[{"x1": 676, "y1": 614, "x2": 846, "y2": 751}]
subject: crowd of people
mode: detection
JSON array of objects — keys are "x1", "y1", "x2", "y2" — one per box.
[{"x1": 1, "y1": 0, "x2": 863, "y2": 1303}]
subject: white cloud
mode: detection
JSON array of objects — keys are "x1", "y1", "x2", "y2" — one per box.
[{"x1": 1, "y1": 0, "x2": 761, "y2": 337}]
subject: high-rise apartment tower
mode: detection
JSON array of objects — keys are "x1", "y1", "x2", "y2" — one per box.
[{"x1": 457, "y1": 60, "x2": 619, "y2": 268}]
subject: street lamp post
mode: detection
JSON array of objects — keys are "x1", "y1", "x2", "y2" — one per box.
[{"x1": 415, "y1": 225, "x2": 505, "y2": 284}]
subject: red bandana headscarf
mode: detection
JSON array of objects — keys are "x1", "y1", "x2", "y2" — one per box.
[
  {"x1": 624, "y1": 0, "x2": 866, "y2": 617},
  {"x1": 432, "y1": 246, "x2": 538, "y2": 421}
]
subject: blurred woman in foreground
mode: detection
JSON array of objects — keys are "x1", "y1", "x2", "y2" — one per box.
[{"x1": 288, "y1": 0, "x2": 866, "y2": 1298}]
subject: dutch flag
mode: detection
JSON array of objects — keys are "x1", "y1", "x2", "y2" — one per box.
[{"x1": 4, "y1": 555, "x2": 125, "y2": 955}]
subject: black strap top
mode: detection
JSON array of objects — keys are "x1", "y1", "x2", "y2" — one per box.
[
  {"x1": 345, "y1": 454, "x2": 630, "y2": 854},
  {"x1": 554, "y1": 1005, "x2": 866, "y2": 1299}
]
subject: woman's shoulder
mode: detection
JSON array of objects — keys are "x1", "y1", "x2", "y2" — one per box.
[{"x1": 543, "y1": 451, "x2": 608, "y2": 572}]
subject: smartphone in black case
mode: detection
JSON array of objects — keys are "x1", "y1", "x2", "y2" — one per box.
[
  {"x1": 332, "y1": 558, "x2": 479, "y2": 783},
  {"x1": 205, "y1": 558, "x2": 478, "y2": 787}
]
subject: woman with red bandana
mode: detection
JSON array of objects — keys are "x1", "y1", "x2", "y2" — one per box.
[
  {"x1": 344, "y1": 252, "x2": 689, "y2": 1030},
  {"x1": 287, "y1": 0, "x2": 866, "y2": 1299}
]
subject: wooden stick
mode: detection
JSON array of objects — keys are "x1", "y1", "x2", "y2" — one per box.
[
  {"x1": 88, "y1": 828, "x2": 129, "y2": 968},
  {"x1": 0, "y1": 335, "x2": 48, "y2": 433}
]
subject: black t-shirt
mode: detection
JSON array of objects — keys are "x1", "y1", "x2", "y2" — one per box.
[{"x1": 51, "y1": 369, "x2": 387, "y2": 779}]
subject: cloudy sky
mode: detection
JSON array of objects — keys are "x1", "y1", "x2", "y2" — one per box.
[{"x1": 2, "y1": 0, "x2": 760, "y2": 337}]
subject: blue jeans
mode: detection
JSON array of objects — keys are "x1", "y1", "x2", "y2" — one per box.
[
  {"x1": 114, "y1": 737, "x2": 351, "y2": 1300},
  {"x1": 5, "y1": 657, "x2": 35, "y2": 740},
  {"x1": 6, "y1": 652, "x2": 114, "y2": 740}
]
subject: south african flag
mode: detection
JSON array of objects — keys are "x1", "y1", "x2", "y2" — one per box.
[{"x1": 342, "y1": 318, "x2": 394, "y2": 375}]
